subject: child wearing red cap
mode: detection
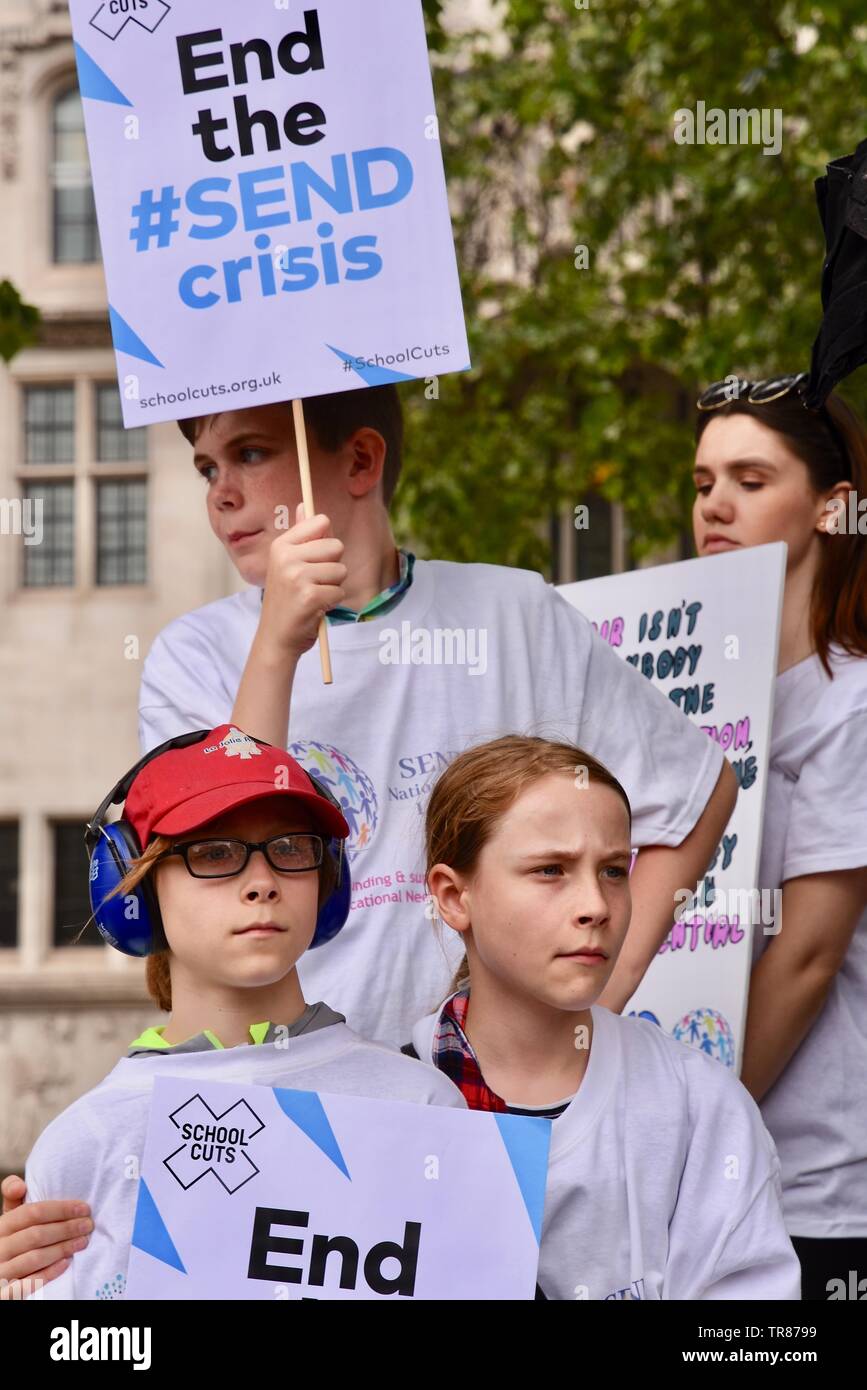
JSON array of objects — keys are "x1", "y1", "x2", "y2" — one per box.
[{"x1": 18, "y1": 725, "x2": 463, "y2": 1301}]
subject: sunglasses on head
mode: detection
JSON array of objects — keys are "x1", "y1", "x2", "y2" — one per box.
[
  {"x1": 696, "y1": 372, "x2": 851, "y2": 476},
  {"x1": 696, "y1": 373, "x2": 810, "y2": 411}
]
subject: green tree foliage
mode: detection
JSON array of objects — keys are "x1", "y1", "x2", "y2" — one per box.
[
  {"x1": 404, "y1": 0, "x2": 867, "y2": 570},
  {"x1": 0, "y1": 280, "x2": 40, "y2": 364}
]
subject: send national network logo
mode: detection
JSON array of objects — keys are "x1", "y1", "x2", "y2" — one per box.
[
  {"x1": 288, "y1": 740, "x2": 378, "y2": 861},
  {"x1": 90, "y1": 0, "x2": 171, "y2": 41}
]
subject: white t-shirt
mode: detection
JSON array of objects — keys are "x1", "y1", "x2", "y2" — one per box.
[
  {"x1": 754, "y1": 644, "x2": 867, "y2": 1237},
  {"x1": 24, "y1": 1022, "x2": 464, "y2": 1301},
  {"x1": 411, "y1": 1004, "x2": 800, "y2": 1300},
  {"x1": 139, "y1": 560, "x2": 725, "y2": 1044}
]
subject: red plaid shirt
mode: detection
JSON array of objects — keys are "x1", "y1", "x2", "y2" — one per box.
[{"x1": 432, "y1": 991, "x2": 508, "y2": 1113}]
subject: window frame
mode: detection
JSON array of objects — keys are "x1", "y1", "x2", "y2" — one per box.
[
  {"x1": 51, "y1": 83, "x2": 100, "y2": 266},
  {"x1": 15, "y1": 377, "x2": 149, "y2": 593},
  {"x1": 50, "y1": 818, "x2": 104, "y2": 951},
  {"x1": 0, "y1": 821, "x2": 21, "y2": 952}
]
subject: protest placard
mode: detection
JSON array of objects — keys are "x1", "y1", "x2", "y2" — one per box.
[
  {"x1": 558, "y1": 542, "x2": 786, "y2": 1072},
  {"x1": 67, "y1": 1, "x2": 470, "y2": 427},
  {"x1": 125, "y1": 1075, "x2": 550, "y2": 1300}
]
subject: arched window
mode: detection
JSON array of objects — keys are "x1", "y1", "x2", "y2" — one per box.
[{"x1": 52, "y1": 86, "x2": 99, "y2": 263}]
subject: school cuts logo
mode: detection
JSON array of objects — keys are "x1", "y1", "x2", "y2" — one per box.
[
  {"x1": 90, "y1": 0, "x2": 170, "y2": 41},
  {"x1": 164, "y1": 1093, "x2": 265, "y2": 1194}
]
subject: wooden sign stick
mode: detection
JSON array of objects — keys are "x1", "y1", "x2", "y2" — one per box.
[{"x1": 292, "y1": 397, "x2": 334, "y2": 686}]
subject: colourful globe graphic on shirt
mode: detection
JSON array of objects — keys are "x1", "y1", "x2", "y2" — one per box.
[
  {"x1": 672, "y1": 1007, "x2": 736, "y2": 1069},
  {"x1": 287, "y1": 740, "x2": 378, "y2": 862}
]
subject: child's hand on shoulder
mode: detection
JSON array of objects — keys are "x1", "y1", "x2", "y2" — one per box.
[
  {"x1": 0, "y1": 1175, "x2": 92, "y2": 1299},
  {"x1": 259, "y1": 505, "x2": 347, "y2": 658}
]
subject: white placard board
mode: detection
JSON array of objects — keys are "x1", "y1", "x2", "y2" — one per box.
[
  {"x1": 558, "y1": 543, "x2": 786, "y2": 1072},
  {"x1": 125, "y1": 1076, "x2": 550, "y2": 1300},
  {"x1": 68, "y1": 0, "x2": 470, "y2": 425}
]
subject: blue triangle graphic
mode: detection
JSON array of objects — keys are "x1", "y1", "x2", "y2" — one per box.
[
  {"x1": 326, "y1": 344, "x2": 417, "y2": 386},
  {"x1": 493, "y1": 1113, "x2": 551, "y2": 1246},
  {"x1": 131, "y1": 1178, "x2": 187, "y2": 1273},
  {"x1": 273, "y1": 1087, "x2": 350, "y2": 1178},
  {"x1": 73, "y1": 42, "x2": 133, "y2": 107},
  {"x1": 109, "y1": 306, "x2": 164, "y2": 367}
]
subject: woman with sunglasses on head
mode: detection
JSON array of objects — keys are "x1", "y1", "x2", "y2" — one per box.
[
  {"x1": 690, "y1": 373, "x2": 867, "y2": 1300},
  {"x1": 5, "y1": 724, "x2": 462, "y2": 1301}
]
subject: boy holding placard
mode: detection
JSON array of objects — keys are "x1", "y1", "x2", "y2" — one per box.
[
  {"x1": 137, "y1": 391, "x2": 737, "y2": 1045},
  {"x1": 62, "y1": 0, "x2": 735, "y2": 1044}
]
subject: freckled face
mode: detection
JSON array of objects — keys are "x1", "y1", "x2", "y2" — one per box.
[
  {"x1": 192, "y1": 406, "x2": 348, "y2": 585},
  {"x1": 458, "y1": 774, "x2": 632, "y2": 1011}
]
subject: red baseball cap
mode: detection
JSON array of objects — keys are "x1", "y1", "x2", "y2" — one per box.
[{"x1": 125, "y1": 725, "x2": 350, "y2": 846}]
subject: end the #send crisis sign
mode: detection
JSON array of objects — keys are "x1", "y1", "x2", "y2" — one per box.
[{"x1": 68, "y1": 1, "x2": 471, "y2": 426}]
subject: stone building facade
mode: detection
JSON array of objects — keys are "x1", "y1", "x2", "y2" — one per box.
[{"x1": 0, "y1": 0, "x2": 236, "y2": 1176}]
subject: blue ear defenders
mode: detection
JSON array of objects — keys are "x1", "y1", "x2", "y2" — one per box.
[{"x1": 84, "y1": 729, "x2": 351, "y2": 958}]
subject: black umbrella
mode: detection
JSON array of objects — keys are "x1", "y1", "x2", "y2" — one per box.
[{"x1": 805, "y1": 137, "x2": 867, "y2": 409}]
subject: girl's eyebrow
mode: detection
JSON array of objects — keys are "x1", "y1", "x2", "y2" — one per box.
[
  {"x1": 516, "y1": 847, "x2": 632, "y2": 862},
  {"x1": 694, "y1": 457, "x2": 779, "y2": 477}
]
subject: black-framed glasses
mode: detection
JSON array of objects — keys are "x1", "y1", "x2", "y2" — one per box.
[
  {"x1": 696, "y1": 373, "x2": 810, "y2": 411},
  {"x1": 157, "y1": 833, "x2": 325, "y2": 879}
]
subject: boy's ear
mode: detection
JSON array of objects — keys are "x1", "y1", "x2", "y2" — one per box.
[{"x1": 345, "y1": 428, "x2": 387, "y2": 499}]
